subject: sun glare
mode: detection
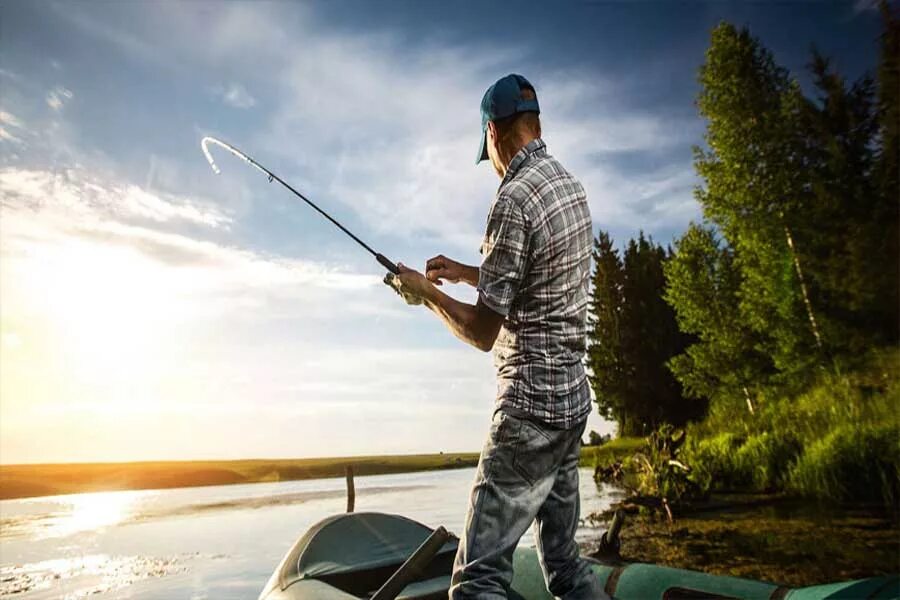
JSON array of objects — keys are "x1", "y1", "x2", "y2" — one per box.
[
  {"x1": 44, "y1": 490, "x2": 149, "y2": 539},
  {"x1": 0, "y1": 223, "x2": 193, "y2": 397}
]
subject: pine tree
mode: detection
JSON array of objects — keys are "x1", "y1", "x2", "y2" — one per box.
[
  {"x1": 587, "y1": 232, "x2": 626, "y2": 429},
  {"x1": 588, "y1": 232, "x2": 699, "y2": 435}
]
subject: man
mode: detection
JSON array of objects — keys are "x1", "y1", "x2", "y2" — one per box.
[{"x1": 389, "y1": 74, "x2": 606, "y2": 599}]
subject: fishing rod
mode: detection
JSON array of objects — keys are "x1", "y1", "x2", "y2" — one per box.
[{"x1": 200, "y1": 136, "x2": 400, "y2": 275}]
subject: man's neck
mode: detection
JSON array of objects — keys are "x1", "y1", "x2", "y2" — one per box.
[{"x1": 497, "y1": 134, "x2": 538, "y2": 179}]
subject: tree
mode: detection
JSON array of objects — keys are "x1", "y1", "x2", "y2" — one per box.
[
  {"x1": 664, "y1": 224, "x2": 774, "y2": 414},
  {"x1": 873, "y1": 1, "x2": 900, "y2": 339},
  {"x1": 587, "y1": 232, "x2": 626, "y2": 428},
  {"x1": 588, "y1": 430, "x2": 610, "y2": 446},
  {"x1": 695, "y1": 23, "x2": 821, "y2": 382},
  {"x1": 588, "y1": 231, "x2": 700, "y2": 435},
  {"x1": 667, "y1": 16, "x2": 899, "y2": 415}
]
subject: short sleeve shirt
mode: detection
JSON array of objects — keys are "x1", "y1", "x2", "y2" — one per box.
[{"x1": 478, "y1": 138, "x2": 593, "y2": 429}]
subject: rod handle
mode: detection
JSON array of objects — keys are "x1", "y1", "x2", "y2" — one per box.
[{"x1": 376, "y1": 253, "x2": 400, "y2": 275}]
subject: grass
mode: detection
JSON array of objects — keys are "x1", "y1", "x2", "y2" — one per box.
[
  {"x1": 682, "y1": 348, "x2": 900, "y2": 507},
  {"x1": 0, "y1": 452, "x2": 480, "y2": 500},
  {"x1": 579, "y1": 436, "x2": 646, "y2": 468}
]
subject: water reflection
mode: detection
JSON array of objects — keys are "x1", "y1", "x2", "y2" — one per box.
[
  {"x1": 56, "y1": 491, "x2": 147, "y2": 537},
  {"x1": 1, "y1": 490, "x2": 153, "y2": 540},
  {"x1": 0, "y1": 553, "x2": 188, "y2": 598}
]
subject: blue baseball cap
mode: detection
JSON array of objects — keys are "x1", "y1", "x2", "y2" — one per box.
[{"x1": 477, "y1": 73, "x2": 540, "y2": 164}]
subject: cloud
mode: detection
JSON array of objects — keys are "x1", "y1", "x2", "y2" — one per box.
[
  {"x1": 32, "y1": 2, "x2": 702, "y2": 251},
  {"x1": 0, "y1": 110, "x2": 24, "y2": 144},
  {"x1": 0, "y1": 167, "x2": 232, "y2": 229},
  {"x1": 0, "y1": 110, "x2": 23, "y2": 129},
  {"x1": 212, "y1": 83, "x2": 256, "y2": 109},
  {"x1": 45, "y1": 86, "x2": 73, "y2": 111},
  {"x1": 0, "y1": 165, "x2": 386, "y2": 326},
  {"x1": 191, "y1": 3, "x2": 700, "y2": 252}
]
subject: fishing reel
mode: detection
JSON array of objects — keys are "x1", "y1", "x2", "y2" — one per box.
[{"x1": 384, "y1": 272, "x2": 423, "y2": 306}]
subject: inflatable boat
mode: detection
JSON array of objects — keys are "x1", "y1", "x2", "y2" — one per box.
[{"x1": 258, "y1": 512, "x2": 899, "y2": 600}]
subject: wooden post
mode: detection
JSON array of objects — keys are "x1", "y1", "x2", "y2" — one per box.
[{"x1": 345, "y1": 465, "x2": 355, "y2": 513}]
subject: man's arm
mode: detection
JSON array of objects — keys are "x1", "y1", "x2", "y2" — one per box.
[
  {"x1": 425, "y1": 255, "x2": 480, "y2": 287},
  {"x1": 394, "y1": 264, "x2": 503, "y2": 352}
]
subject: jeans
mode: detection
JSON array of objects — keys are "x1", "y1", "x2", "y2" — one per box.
[{"x1": 449, "y1": 409, "x2": 609, "y2": 599}]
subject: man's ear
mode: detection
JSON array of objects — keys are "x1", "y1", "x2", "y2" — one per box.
[{"x1": 487, "y1": 120, "x2": 498, "y2": 141}]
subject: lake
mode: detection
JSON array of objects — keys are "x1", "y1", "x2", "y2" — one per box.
[{"x1": 0, "y1": 467, "x2": 623, "y2": 599}]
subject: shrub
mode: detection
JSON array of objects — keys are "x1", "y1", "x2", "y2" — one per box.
[
  {"x1": 788, "y1": 423, "x2": 900, "y2": 508},
  {"x1": 733, "y1": 431, "x2": 802, "y2": 491},
  {"x1": 680, "y1": 348, "x2": 900, "y2": 508},
  {"x1": 683, "y1": 432, "x2": 745, "y2": 492}
]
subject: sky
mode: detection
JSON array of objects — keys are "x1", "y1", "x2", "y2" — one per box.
[{"x1": 0, "y1": 1, "x2": 883, "y2": 464}]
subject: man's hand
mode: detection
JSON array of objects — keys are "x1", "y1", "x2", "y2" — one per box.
[
  {"x1": 425, "y1": 255, "x2": 479, "y2": 287},
  {"x1": 385, "y1": 263, "x2": 435, "y2": 305},
  {"x1": 385, "y1": 261, "x2": 503, "y2": 352}
]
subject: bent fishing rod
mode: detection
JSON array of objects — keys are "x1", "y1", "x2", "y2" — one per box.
[{"x1": 200, "y1": 136, "x2": 400, "y2": 275}]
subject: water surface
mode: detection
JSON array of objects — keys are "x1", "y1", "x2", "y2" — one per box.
[{"x1": 0, "y1": 467, "x2": 621, "y2": 599}]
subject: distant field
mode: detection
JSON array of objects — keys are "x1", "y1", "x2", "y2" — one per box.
[
  {"x1": 0, "y1": 453, "x2": 480, "y2": 500},
  {"x1": 578, "y1": 437, "x2": 645, "y2": 469},
  {"x1": 0, "y1": 439, "x2": 644, "y2": 500}
]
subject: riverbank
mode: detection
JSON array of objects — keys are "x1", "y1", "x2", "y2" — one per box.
[
  {"x1": 0, "y1": 453, "x2": 481, "y2": 500},
  {"x1": 1, "y1": 440, "x2": 641, "y2": 501},
  {"x1": 587, "y1": 493, "x2": 900, "y2": 587}
]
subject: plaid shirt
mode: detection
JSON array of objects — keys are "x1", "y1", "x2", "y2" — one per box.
[{"x1": 478, "y1": 138, "x2": 593, "y2": 429}]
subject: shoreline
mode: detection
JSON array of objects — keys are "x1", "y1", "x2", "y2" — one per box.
[
  {"x1": 0, "y1": 452, "x2": 483, "y2": 501},
  {"x1": 586, "y1": 493, "x2": 900, "y2": 587}
]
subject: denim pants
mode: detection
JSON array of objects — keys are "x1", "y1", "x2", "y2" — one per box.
[{"x1": 449, "y1": 409, "x2": 609, "y2": 599}]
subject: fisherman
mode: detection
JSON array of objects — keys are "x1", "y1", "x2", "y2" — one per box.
[{"x1": 388, "y1": 74, "x2": 607, "y2": 599}]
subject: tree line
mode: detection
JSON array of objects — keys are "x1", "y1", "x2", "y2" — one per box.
[{"x1": 587, "y1": 5, "x2": 898, "y2": 435}]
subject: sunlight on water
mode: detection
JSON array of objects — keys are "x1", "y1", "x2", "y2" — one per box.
[
  {"x1": 0, "y1": 553, "x2": 188, "y2": 598},
  {"x1": 42, "y1": 490, "x2": 151, "y2": 539},
  {"x1": 0, "y1": 469, "x2": 617, "y2": 599}
]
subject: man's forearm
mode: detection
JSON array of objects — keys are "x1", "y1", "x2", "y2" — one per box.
[
  {"x1": 459, "y1": 264, "x2": 480, "y2": 287},
  {"x1": 421, "y1": 286, "x2": 492, "y2": 351}
]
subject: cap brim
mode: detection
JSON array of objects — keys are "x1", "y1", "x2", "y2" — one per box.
[{"x1": 475, "y1": 128, "x2": 488, "y2": 164}]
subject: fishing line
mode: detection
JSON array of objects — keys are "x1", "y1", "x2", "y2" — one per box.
[{"x1": 200, "y1": 136, "x2": 400, "y2": 275}]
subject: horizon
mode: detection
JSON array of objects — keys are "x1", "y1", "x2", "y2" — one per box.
[
  {"x1": 0, "y1": 449, "x2": 477, "y2": 468},
  {"x1": 0, "y1": 1, "x2": 883, "y2": 464}
]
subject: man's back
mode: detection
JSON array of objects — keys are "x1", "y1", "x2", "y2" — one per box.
[{"x1": 478, "y1": 138, "x2": 593, "y2": 429}]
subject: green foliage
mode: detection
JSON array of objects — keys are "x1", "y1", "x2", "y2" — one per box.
[
  {"x1": 671, "y1": 16, "x2": 900, "y2": 402},
  {"x1": 588, "y1": 231, "x2": 626, "y2": 425},
  {"x1": 683, "y1": 349, "x2": 900, "y2": 507},
  {"x1": 588, "y1": 231, "x2": 701, "y2": 435},
  {"x1": 683, "y1": 432, "x2": 744, "y2": 493},
  {"x1": 664, "y1": 224, "x2": 774, "y2": 408},
  {"x1": 693, "y1": 23, "x2": 821, "y2": 382},
  {"x1": 630, "y1": 425, "x2": 698, "y2": 504},
  {"x1": 788, "y1": 423, "x2": 900, "y2": 508},
  {"x1": 595, "y1": 14, "x2": 900, "y2": 510},
  {"x1": 733, "y1": 431, "x2": 802, "y2": 491}
]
